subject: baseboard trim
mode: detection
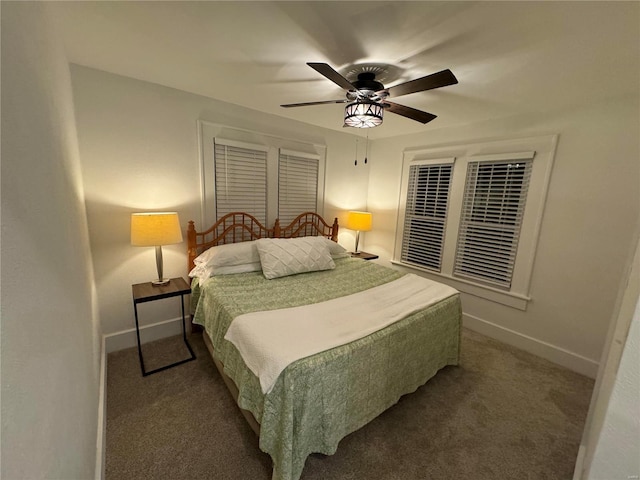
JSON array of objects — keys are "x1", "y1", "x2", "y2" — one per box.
[
  {"x1": 463, "y1": 313, "x2": 600, "y2": 378},
  {"x1": 572, "y1": 444, "x2": 587, "y2": 480},
  {"x1": 105, "y1": 317, "x2": 183, "y2": 353},
  {"x1": 95, "y1": 335, "x2": 107, "y2": 480}
]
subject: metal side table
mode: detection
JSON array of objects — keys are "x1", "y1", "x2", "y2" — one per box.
[{"x1": 132, "y1": 277, "x2": 196, "y2": 376}]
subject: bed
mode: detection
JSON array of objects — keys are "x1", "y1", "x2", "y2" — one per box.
[{"x1": 187, "y1": 212, "x2": 462, "y2": 480}]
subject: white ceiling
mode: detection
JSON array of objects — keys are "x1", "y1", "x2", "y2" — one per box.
[{"x1": 51, "y1": 1, "x2": 639, "y2": 139}]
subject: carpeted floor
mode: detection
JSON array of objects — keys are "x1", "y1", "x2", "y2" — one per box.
[{"x1": 106, "y1": 328, "x2": 593, "y2": 480}]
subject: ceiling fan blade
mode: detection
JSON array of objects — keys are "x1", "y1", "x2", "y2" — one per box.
[
  {"x1": 281, "y1": 99, "x2": 349, "y2": 108},
  {"x1": 307, "y1": 63, "x2": 355, "y2": 91},
  {"x1": 384, "y1": 101, "x2": 437, "y2": 124},
  {"x1": 386, "y1": 69, "x2": 458, "y2": 98}
]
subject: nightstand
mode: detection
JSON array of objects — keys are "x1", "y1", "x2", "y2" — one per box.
[
  {"x1": 132, "y1": 277, "x2": 196, "y2": 376},
  {"x1": 350, "y1": 251, "x2": 379, "y2": 261}
]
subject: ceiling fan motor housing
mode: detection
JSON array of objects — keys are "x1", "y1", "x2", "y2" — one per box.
[{"x1": 353, "y1": 72, "x2": 385, "y2": 94}]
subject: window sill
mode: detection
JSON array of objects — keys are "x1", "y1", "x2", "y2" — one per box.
[{"x1": 390, "y1": 260, "x2": 530, "y2": 311}]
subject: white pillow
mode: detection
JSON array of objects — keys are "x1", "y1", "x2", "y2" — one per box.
[
  {"x1": 320, "y1": 237, "x2": 349, "y2": 258},
  {"x1": 188, "y1": 264, "x2": 213, "y2": 284},
  {"x1": 194, "y1": 240, "x2": 260, "y2": 267},
  {"x1": 213, "y1": 262, "x2": 261, "y2": 275},
  {"x1": 188, "y1": 261, "x2": 262, "y2": 283},
  {"x1": 256, "y1": 236, "x2": 335, "y2": 279}
]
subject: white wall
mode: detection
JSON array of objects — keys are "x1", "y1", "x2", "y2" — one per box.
[
  {"x1": 70, "y1": 66, "x2": 369, "y2": 337},
  {"x1": 1, "y1": 3, "x2": 102, "y2": 479},
  {"x1": 366, "y1": 94, "x2": 640, "y2": 376}
]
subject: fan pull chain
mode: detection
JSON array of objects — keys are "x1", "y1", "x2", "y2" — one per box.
[
  {"x1": 354, "y1": 138, "x2": 358, "y2": 166},
  {"x1": 364, "y1": 133, "x2": 369, "y2": 164}
]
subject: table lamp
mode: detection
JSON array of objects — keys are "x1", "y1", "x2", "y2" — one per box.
[
  {"x1": 346, "y1": 211, "x2": 372, "y2": 253},
  {"x1": 131, "y1": 212, "x2": 183, "y2": 286}
]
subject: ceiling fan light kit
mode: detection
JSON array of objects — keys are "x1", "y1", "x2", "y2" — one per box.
[
  {"x1": 281, "y1": 62, "x2": 458, "y2": 129},
  {"x1": 344, "y1": 101, "x2": 384, "y2": 128}
]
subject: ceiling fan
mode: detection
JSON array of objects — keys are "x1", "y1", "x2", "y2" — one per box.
[{"x1": 281, "y1": 63, "x2": 458, "y2": 128}]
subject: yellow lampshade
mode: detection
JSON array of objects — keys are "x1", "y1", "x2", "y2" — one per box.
[
  {"x1": 346, "y1": 211, "x2": 372, "y2": 232},
  {"x1": 131, "y1": 212, "x2": 183, "y2": 246}
]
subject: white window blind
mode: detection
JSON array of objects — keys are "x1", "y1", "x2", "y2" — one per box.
[
  {"x1": 200, "y1": 123, "x2": 327, "y2": 231},
  {"x1": 278, "y1": 150, "x2": 319, "y2": 225},
  {"x1": 214, "y1": 141, "x2": 267, "y2": 224},
  {"x1": 453, "y1": 159, "x2": 533, "y2": 289},
  {"x1": 400, "y1": 162, "x2": 453, "y2": 271}
]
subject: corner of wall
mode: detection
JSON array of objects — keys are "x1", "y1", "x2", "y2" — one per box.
[{"x1": 95, "y1": 335, "x2": 107, "y2": 480}]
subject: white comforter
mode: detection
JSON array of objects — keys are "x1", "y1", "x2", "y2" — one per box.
[{"x1": 224, "y1": 273, "x2": 458, "y2": 393}]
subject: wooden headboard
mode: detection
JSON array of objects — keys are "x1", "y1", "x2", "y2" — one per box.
[
  {"x1": 187, "y1": 211, "x2": 339, "y2": 272},
  {"x1": 273, "y1": 212, "x2": 338, "y2": 242}
]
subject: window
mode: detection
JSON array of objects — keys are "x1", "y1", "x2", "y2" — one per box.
[
  {"x1": 214, "y1": 140, "x2": 268, "y2": 223},
  {"x1": 394, "y1": 136, "x2": 557, "y2": 309},
  {"x1": 277, "y1": 149, "x2": 319, "y2": 225},
  {"x1": 454, "y1": 159, "x2": 532, "y2": 289},
  {"x1": 199, "y1": 121, "x2": 326, "y2": 229},
  {"x1": 400, "y1": 160, "x2": 453, "y2": 271}
]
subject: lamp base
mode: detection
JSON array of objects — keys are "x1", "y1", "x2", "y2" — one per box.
[{"x1": 152, "y1": 246, "x2": 169, "y2": 286}]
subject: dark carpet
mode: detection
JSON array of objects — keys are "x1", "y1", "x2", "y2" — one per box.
[{"x1": 105, "y1": 328, "x2": 593, "y2": 480}]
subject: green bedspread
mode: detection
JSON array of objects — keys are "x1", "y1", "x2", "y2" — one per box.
[{"x1": 191, "y1": 257, "x2": 461, "y2": 480}]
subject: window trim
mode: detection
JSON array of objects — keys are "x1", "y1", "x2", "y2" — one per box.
[{"x1": 394, "y1": 135, "x2": 558, "y2": 309}]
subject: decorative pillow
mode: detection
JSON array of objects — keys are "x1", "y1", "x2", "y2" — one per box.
[
  {"x1": 194, "y1": 240, "x2": 260, "y2": 267},
  {"x1": 256, "y1": 236, "x2": 335, "y2": 279}
]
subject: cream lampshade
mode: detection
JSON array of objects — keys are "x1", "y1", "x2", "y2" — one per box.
[
  {"x1": 131, "y1": 212, "x2": 183, "y2": 286},
  {"x1": 346, "y1": 211, "x2": 372, "y2": 253}
]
